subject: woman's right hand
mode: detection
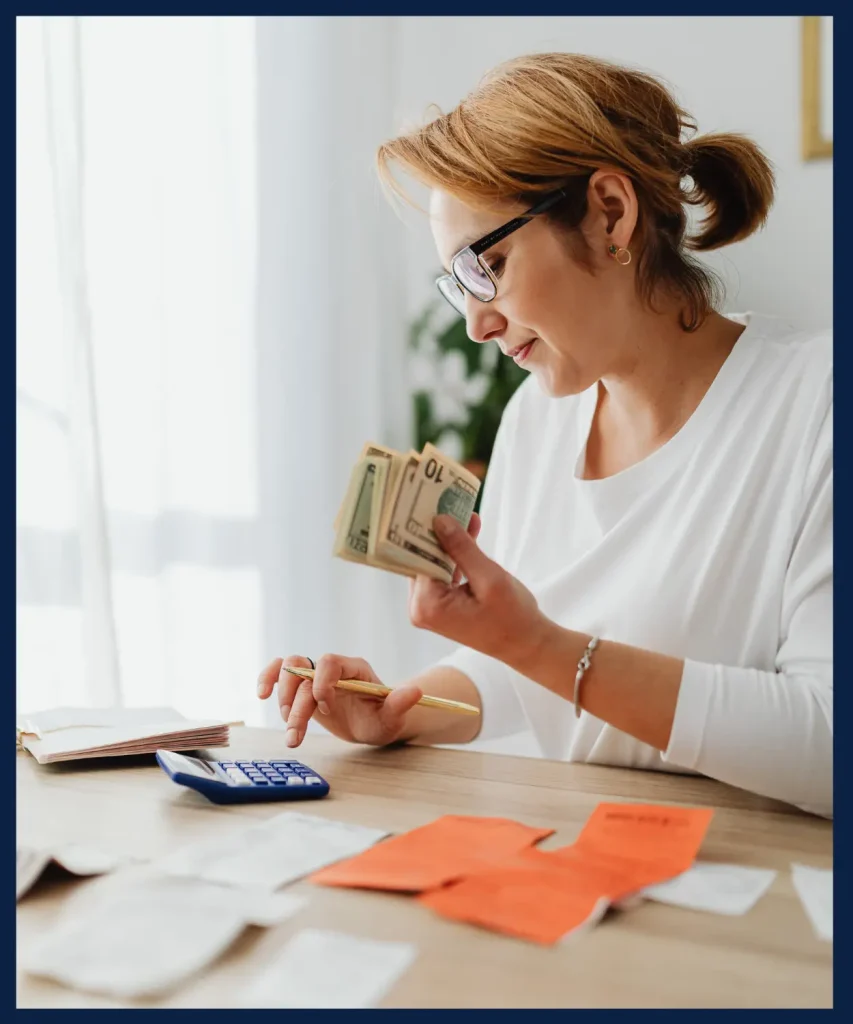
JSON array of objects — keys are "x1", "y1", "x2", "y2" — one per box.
[{"x1": 256, "y1": 654, "x2": 423, "y2": 749}]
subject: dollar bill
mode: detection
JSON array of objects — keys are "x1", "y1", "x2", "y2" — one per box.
[
  {"x1": 333, "y1": 440, "x2": 481, "y2": 583},
  {"x1": 333, "y1": 442, "x2": 401, "y2": 534},
  {"x1": 332, "y1": 457, "x2": 386, "y2": 564}
]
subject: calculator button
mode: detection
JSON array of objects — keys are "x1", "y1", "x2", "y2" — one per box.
[
  {"x1": 255, "y1": 763, "x2": 270, "y2": 769},
  {"x1": 270, "y1": 762, "x2": 289, "y2": 769},
  {"x1": 219, "y1": 762, "x2": 236, "y2": 769},
  {"x1": 228, "y1": 773, "x2": 254, "y2": 786},
  {"x1": 304, "y1": 777, "x2": 322, "y2": 784},
  {"x1": 252, "y1": 779, "x2": 269, "y2": 785},
  {"x1": 268, "y1": 773, "x2": 285, "y2": 781},
  {"x1": 285, "y1": 776, "x2": 305, "y2": 786},
  {"x1": 237, "y1": 761, "x2": 254, "y2": 768}
]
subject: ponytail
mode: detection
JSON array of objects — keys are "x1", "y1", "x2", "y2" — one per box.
[{"x1": 684, "y1": 133, "x2": 775, "y2": 251}]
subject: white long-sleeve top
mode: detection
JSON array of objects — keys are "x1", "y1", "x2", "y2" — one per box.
[{"x1": 437, "y1": 313, "x2": 833, "y2": 817}]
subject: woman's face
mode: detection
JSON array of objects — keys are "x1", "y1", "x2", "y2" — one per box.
[{"x1": 430, "y1": 183, "x2": 638, "y2": 398}]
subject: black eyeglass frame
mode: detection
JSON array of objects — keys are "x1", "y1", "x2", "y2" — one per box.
[{"x1": 436, "y1": 188, "x2": 567, "y2": 314}]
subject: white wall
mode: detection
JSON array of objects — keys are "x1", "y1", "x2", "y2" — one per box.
[{"x1": 391, "y1": 16, "x2": 833, "y2": 333}]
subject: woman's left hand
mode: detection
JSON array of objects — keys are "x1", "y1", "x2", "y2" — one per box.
[{"x1": 407, "y1": 513, "x2": 551, "y2": 668}]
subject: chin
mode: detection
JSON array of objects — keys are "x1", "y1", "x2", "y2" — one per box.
[{"x1": 530, "y1": 364, "x2": 587, "y2": 400}]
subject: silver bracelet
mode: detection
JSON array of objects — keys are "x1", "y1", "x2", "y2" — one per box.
[{"x1": 573, "y1": 636, "x2": 599, "y2": 719}]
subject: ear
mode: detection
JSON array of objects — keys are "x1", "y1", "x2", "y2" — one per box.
[{"x1": 583, "y1": 170, "x2": 639, "y2": 252}]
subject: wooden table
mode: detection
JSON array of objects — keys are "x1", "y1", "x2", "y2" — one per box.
[{"x1": 16, "y1": 727, "x2": 832, "y2": 1008}]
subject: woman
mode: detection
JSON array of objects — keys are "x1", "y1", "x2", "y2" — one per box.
[{"x1": 257, "y1": 53, "x2": 832, "y2": 817}]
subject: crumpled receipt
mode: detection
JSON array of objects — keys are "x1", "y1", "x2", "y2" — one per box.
[
  {"x1": 21, "y1": 869, "x2": 308, "y2": 998},
  {"x1": 16, "y1": 843, "x2": 126, "y2": 901}
]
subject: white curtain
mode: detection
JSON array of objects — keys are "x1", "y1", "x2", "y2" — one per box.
[
  {"x1": 252, "y1": 16, "x2": 453, "y2": 728},
  {"x1": 17, "y1": 15, "x2": 448, "y2": 726}
]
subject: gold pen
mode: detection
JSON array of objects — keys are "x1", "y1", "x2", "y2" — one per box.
[{"x1": 282, "y1": 666, "x2": 480, "y2": 716}]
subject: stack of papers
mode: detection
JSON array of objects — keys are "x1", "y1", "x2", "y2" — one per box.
[{"x1": 17, "y1": 706, "x2": 230, "y2": 764}]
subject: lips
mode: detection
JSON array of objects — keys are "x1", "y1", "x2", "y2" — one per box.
[{"x1": 507, "y1": 339, "x2": 537, "y2": 365}]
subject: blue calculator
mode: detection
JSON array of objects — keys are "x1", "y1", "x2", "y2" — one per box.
[{"x1": 155, "y1": 749, "x2": 330, "y2": 804}]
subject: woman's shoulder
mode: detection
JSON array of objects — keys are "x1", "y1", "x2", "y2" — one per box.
[{"x1": 736, "y1": 312, "x2": 832, "y2": 386}]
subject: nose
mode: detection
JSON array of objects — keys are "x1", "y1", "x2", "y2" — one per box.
[{"x1": 465, "y1": 295, "x2": 506, "y2": 345}]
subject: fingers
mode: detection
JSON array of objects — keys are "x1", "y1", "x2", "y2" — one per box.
[
  {"x1": 257, "y1": 658, "x2": 283, "y2": 699},
  {"x1": 433, "y1": 514, "x2": 497, "y2": 595},
  {"x1": 283, "y1": 653, "x2": 380, "y2": 748},
  {"x1": 469, "y1": 511, "x2": 482, "y2": 541},
  {"x1": 276, "y1": 655, "x2": 315, "y2": 722},
  {"x1": 451, "y1": 513, "x2": 482, "y2": 585},
  {"x1": 314, "y1": 654, "x2": 379, "y2": 714},
  {"x1": 285, "y1": 678, "x2": 317, "y2": 747}
]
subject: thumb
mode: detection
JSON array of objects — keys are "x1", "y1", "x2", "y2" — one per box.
[
  {"x1": 433, "y1": 514, "x2": 498, "y2": 586},
  {"x1": 378, "y1": 685, "x2": 423, "y2": 734}
]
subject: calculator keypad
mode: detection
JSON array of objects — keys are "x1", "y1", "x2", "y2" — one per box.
[{"x1": 216, "y1": 759, "x2": 326, "y2": 788}]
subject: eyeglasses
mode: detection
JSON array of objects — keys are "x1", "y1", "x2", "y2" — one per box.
[{"x1": 436, "y1": 189, "x2": 566, "y2": 317}]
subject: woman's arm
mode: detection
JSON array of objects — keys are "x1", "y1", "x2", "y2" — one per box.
[
  {"x1": 415, "y1": 400, "x2": 833, "y2": 816},
  {"x1": 395, "y1": 666, "x2": 484, "y2": 746}
]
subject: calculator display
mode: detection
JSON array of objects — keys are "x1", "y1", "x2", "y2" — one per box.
[
  {"x1": 180, "y1": 754, "x2": 218, "y2": 777},
  {"x1": 159, "y1": 750, "x2": 218, "y2": 779}
]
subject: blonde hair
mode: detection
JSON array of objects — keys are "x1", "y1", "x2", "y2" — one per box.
[{"x1": 377, "y1": 53, "x2": 775, "y2": 331}]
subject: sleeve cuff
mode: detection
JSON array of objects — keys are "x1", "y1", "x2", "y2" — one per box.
[
  {"x1": 434, "y1": 647, "x2": 525, "y2": 742},
  {"x1": 662, "y1": 658, "x2": 715, "y2": 770}
]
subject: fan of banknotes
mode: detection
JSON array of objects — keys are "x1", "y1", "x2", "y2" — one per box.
[{"x1": 332, "y1": 442, "x2": 482, "y2": 583}]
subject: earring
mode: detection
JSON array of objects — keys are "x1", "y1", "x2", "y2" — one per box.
[{"x1": 608, "y1": 244, "x2": 632, "y2": 266}]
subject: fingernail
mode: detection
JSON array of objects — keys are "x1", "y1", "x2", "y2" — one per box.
[
  {"x1": 281, "y1": 705, "x2": 291, "y2": 721},
  {"x1": 434, "y1": 514, "x2": 458, "y2": 537},
  {"x1": 318, "y1": 701, "x2": 330, "y2": 716},
  {"x1": 257, "y1": 682, "x2": 265, "y2": 697},
  {"x1": 286, "y1": 728, "x2": 298, "y2": 747}
]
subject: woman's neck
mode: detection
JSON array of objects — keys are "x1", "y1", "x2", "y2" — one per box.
[{"x1": 583, "y1": 309, "x2": 745, "y2": 480}]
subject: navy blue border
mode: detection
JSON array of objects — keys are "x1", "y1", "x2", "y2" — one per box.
[
  {"x1": 830, "y1": 8, "x2": 845, "y2": 1017},
  {"x1": 12, "y1": 4, "x2": 842, "y2": 1017},
  {"x1": 9, "y1": 4, "x2": 842, "y2": 15}
]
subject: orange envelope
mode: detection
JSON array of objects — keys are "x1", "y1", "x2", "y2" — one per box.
[
  {"x1": 419, "y1": 850, "x2": 611, "y2": 945},
  {"x1": 420, "y1": 803, "x2": 715, "y2": 944},
  {"x1": 310, "y1": 815, "x2": 554, "y2": 892},
  {"x1": 573, "y1": 802, "x2": 715, "y2": 883}
]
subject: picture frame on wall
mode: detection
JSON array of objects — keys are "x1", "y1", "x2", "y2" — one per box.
[{"x1": 801, "y1": 16, "x2": 832, "y2": 161}]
